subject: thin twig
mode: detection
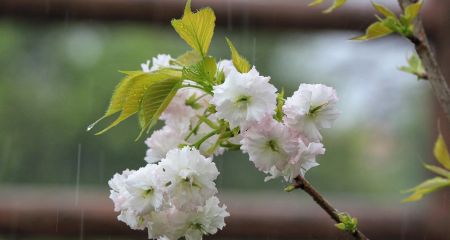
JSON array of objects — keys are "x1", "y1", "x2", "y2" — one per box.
[
  {"x1": 291, "y1": 175, "x2": 369, "y2": 240},
  {"x1": 398, "y1": 0, "x2": 450, "y2": 122}
]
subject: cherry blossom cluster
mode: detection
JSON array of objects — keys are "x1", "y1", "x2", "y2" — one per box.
[
  {"x1": 108, "y1": 53, "x2": 340, "y2": 239},
  {"x1": 109, "y1": 147, "x2": 228, "y2": 240}
]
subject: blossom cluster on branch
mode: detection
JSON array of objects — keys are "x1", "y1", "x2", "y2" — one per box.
[
  {"x1": 107, "y1": 51, "x2": 340, "y2": 239},
  {"x1": 91, "y1": 1, "x2": 340, "y2": 239}
]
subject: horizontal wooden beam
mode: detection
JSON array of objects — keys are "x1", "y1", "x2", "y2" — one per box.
[
  {"x1": 0, "y1": 0, "x2": 440, "y2": 32},
  {"x1": 0, "y1": 186, "x2": 444, "y2": 239}
]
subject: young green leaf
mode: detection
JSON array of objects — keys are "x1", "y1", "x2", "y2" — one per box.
[
  {"x1": 434, "y1": 133, "x2": 450, "y2": 170},
  {"x1": 138, "y1": 77, "x2": 182, "y2": 137},
  {"x1": 372, "y1": 2, "x2": 396, "y2": 18},
  {"x1": 225, "y1": 37, "x2": 251, "y2": 73},
  {"x1": 352, "y1": 21, "x2": 393, "y2": 40},
  {"x1": 399, "y1": 53, "x2": 426, "y2": 79},
  {"x1": 402, "y1": 177, "x2": 450, "y2": 202},
  {"x1": 182, "y1": 56, "x2": 217, "y2": 89},
  {"x1": 424, "y1": 164, "x2": 450, "y2": 179},
  {"x1": 87, "y1": 71, "x2": 145, "y2": 132},
  {"x1": 307, "y1": 0, "x2": 347, "y2": 13},
  {"x1": 335, "y1": 212, "x2": 358, "y2": 233},
  {"x1": 174, "y1": 50, "x2": 202, "y2": 66},
  {"x1": 95, "y1": 70, "x2": 181, "y2": 135},
  {"x1": 171, "y1": 0, "x2": 216, "y2": 57},
  {"x1": 323, "y1": 0, "x2": 347, "y2": 14},
  {"x1": 404, "y1": 0, "x2": 423, "y2": 22},
  {"x1": 308, "y1": 0, "x2": 324, "y2": 7}
]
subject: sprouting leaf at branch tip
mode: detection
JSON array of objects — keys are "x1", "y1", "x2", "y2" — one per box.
[
  {"x1": 308, "y1": 0, "x2": 324, "y2": 7},
  {"x1": 423, "y1": 164, "x2": 450, "y2": 178},
  {"x1": 284, "y1": 184, "x2": 296, "y2": 192},
  {"x1": 351, "y1": 21, "x2": 393, "y2": 41},
  {"x1": 434, "y1": 133, "x2": 450, "y2": 170},
  {"x1": 371, "y1": 1, "x2": 397, "y2": 18},
  {"x1": 404, "y1": 0, "x2": 424, "y2": 22},
  {"x1": 401, "y1": 177, "x2": 450, "y2": 203},
  {"x1": 322, "y1": 0, "x2": 347, "y2": 14}
]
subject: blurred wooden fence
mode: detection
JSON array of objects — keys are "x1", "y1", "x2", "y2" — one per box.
[{"x1": 0, "y1": 186, "x2": 447, "y2": 239}]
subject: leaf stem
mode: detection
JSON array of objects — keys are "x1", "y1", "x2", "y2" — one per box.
[
  {"x1": 192, "y1": 129, "x2": 220, "y2": 149},
  {"x1": 289, "y1": 175, "x2": 369, "y2": 240}
]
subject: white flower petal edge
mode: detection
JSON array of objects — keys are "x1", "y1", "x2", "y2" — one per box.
[
  {"x1": 283, "y1": 84, "x2": 340, "y2": 141},
  {"x1": 217, "y1": 59, "x2": 236, "y2": 77},
  {"x1": 141, "y1": 54, "x2": 173, "y2": 72},
  {"x1": 211, "y1": 67, "x2": 277, "y2": 130}
]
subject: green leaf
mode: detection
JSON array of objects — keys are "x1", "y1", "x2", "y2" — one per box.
[
  {"x1": 335, "y1": 212, "x2": 358, "y2": 233},
  {"x1": 352, "y1": 21, "x2": 393, "y2": 41},
  {"x1": 424, "y1": 164, "x2": 450, "y2": 179},
  {"x1": 171, "y1": 0, "x2": 216, "y2": 57},
  {"x1": 323, "y1": 0, "x2": 347, "y2": 14},
  {"x1": 87, "y1": 71, "x2": 146, "y2": 132},
  {"x1": 225, "y1": 37, "x2": 251, "y2": 73},
  {"x1": 404, "y1": 0, "x2": 423, "y2": 22},
  {"x1": 182, "y1": 56, "x2": 217, "y2": 87},
  {"x1": 335, "y1": 223, "x2": 346, "y2": 231},
  {"x1": 434, "y1": 133, "x2": 450, "y2": 170},
  {"x1": 308, "y1": 0, "x2": 323, "y2": 7},
  {"x1": 175, "y1": 50, "x2": 202, "y2": 66},
  {"x1": 399, "y1": 53, "x2": 426, "y2": 79},
  {"x1": 95, "y1": 70, "x2": 181, "y2": 135},
  {"x1": 307, "y1": 0, "x2": 347, "y2": 13},
  {"x1": 402, "y1": 177, "x2": 450, "y2": 202},
  {"x1": 275, "y1": 89, "x2": 285, "y2": 122},
  {"x1": 138, "y1": 77, "x2": 182, "y2": 137},
  {"x1": 372, "y1": 2, "x2": 396, "y2": 18}
]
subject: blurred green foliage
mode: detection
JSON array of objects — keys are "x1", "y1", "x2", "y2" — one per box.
[{"x1": 0, "y1": 20, "x2": 431, "y2": 196}]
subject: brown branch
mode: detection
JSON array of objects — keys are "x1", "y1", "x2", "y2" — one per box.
[
  {"x1": 291, "y1": 175, "x2": 370, "y2": 240},
  {"x1": 398, "y1": 0, "x2": 450, "y2": 122}
]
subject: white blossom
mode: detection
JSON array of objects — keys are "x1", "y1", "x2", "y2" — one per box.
[
  {"x1": 151, "y1": 54, "x2": 172, "y2": 71},
  {"x1": 147, "y1": 207, "x2": 190, "y2": 240},
  {"x1": 240, "y1": 116, "x2": 298, "y2": 173},
  {"x1": 266, "y1": 139, "x2": 325, "y2": 182},
  {"x1": 217, "y1": 59, "x2": 236, "y2": 77},
  {"x1": 283, "y1": 84, "x2": 340, "y2": 141},
  {"x1": 141, "y1": 54, "x2": 173, "y2": 72},
  {"x1": 108, "y1": 169, "x2": 134, "y2": 212},
  {"x1": 125, "y1": 164, "x2": 164, "y2": 214},
  {"x1": 117, "y1": 210, "x2": 147, "y2": 230},
  {"x1": 184, "y1": 197, "x2": 229, "y2": 240},
  {"x1": 211, "y1": 67, "x2": 277, "y2": 129},
  {"x1": 159, "y1": 147, "x2": 219, "y2": 209},
  {"x1": 144, "y1": 125, "x2": 187, "y2": 163},
  {"x1": 141, "y1": 60, "x2": 151, "y2": 72},
  {"x1": 109, "y1": 169, "x2": 147, "y2": 230}
]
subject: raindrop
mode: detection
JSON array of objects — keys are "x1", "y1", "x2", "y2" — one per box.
[
  {"x1": 75, "y1": 144, "x2": 82, "y2": 206},
  {"x1": 55, "y1": 207, "x2": 59, "y2": 232},
  {"x1": 80, "y1": 209, "x2": 85, "y2": 240}
]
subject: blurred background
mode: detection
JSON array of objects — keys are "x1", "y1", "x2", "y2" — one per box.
[{"x1": 0, "y1": 0, "x2": 449, "y2": 239}]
